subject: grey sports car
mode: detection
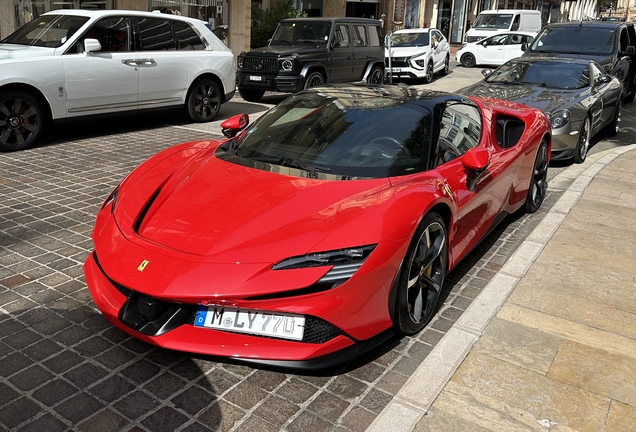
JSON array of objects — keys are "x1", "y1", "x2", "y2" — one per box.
[{"x1": 458, "y1": 57, "x2": 622, "y2": 163}]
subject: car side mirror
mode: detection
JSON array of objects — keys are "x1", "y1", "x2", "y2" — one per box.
[
  {"x1": 331, "y1": 39, "x2": 341, "y2": 48},
  {"x1": 481, "y1": 69, "x2": 493, "y2": 78},
  {"x1": 84, "y1": 38, "x2": 101, "y2": 53},
  {"x1": 620, "y1": 45, "x2": 635, "y2": 56},
  {"x1": 434, "y1": 41, "x2": 439, "y2": 48},
  {"x1": 462, "y1": 147, "x2": 490, "y2": 191},
  {"x1": 521, "y1": 42, "x2": 527, "y2": 51},
  {"x1": 596, "y1": 74, "x2": 613, "y2": 84},
  {"x1": 221, "y1": 114, "x2": 249, "y2": 138},
  {"x1": 482, "y1": 40, "x2": 489, "y2": 47}
]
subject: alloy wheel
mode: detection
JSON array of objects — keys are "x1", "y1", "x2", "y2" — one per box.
[
  {"x1": 192, "y1": 81, "x2": 220, "y2": 121},
  {"x1": 614, "y1": 100, "x2": 622, "y2": 134},
  {"x1": 0, "y1": 93, "x2": 43, "y2": 151},
  {"x1": 575, "y1": 117, "x2": 590, "y2": 163},
  {"x1": 405, "y1": 221, "x2": 445, "y2": 324},
  {"x1": 528, "y1": 142, "x2": 548, "y2": 211}
]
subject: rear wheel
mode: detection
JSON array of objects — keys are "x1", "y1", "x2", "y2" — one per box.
[
  {"x1": 238, "y1": 88, "x2": 264, "y2": 102},
  {"x1": 440, "y1": 55, "x2": 450, "y2": 75},
  {"x1": 367, "y1": 65, "x2": 384, "y2": 84},
  {"x1": 0, "y1": 91, "x2": 44, "y2": 152},
  {"x1": 395, "y1": 213, "x2": 447, "y2": 335},
  {"x1": 423, "y1": 62, "x2": 434, "y2": 84},
  {"x1": 186, "y1": 79, "x2": 221, "y2": 122},
  {"x1": 460, "y1": 53, "x2": 476, "y2": 68},
  {"x1": 524, "y1": 139, "x2": 548, "y2": 213},
  {"x1": 573, "y1": 116, "x2": 591, "y2": 164},
  {"x1": 608, "y1": 98, "x2": 622, "y2": 136}
]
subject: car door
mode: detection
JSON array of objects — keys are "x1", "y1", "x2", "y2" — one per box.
[
  {"x1": 351, "y1": 24, "x2": 369, "y2": 80},
  {"x1": 136, "y1": 17, "x2": 189, "y2": 108},
  {"x1": 432, "y1": 102, "x2": 515, "y2": 264},
  {"x1": 329, "y1": 23, "x2": 353, "y2": 82},
  {"x1": 62, "y1": 16, "x2": 139, "y2": 116},
  {"x1": 501, "y1": 33, "x2": 526, "y2": 64},
  {"x1": 433, "y1": 30, "x2": 448, "y2": 70},
  {"x1": 590, "y1": 62, "x2": 620, "y2": 131},
  {"x1": 479, "y1": 34, "x2": 509, "y2": 66}
]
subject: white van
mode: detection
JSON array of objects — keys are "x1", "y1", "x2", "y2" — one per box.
[{"x1": 464, "y1": 10, "x2": 541, "y2": 43}]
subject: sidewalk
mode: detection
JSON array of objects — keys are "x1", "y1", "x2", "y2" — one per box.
[{"x1": 369, "y1": 145, "x2": 636, "y2": 432}]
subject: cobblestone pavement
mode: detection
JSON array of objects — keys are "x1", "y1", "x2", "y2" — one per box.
[{"x1": 0, "y1": 111, "x2": 563, "y2": 432}]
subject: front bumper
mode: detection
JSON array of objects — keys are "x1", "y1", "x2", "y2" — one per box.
[
  {"x1": 385, "y1": 64, "x2": 428, "y2": 80},
  {"x1": 237, "y1": 72, "x2": 304, "y2": 93},
  {"x1": 550, "y1": 120, "x2": 582, "y2": 160}
]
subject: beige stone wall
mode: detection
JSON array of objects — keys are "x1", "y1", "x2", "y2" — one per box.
[
  {"x1": 0, "y1": 0, "x2": 16, "y2": 39},
  {"x1": 228, "y1": 0, "x2": 251, "y2": 56},
  {"x1": 323, "y1": 0, "x2": 345, "y2": 17},
  {"x1": 115, "y1": 0, "x2": 146, "y2": 11}
]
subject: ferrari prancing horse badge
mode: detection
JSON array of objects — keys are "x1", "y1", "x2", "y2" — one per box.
[{"x1": 137, "y1": 260, "x2": 149, "y2": 272}]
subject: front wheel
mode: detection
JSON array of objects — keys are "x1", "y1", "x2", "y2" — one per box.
[
  {"x1": 608, "y1": 98, "x2": 622, "y2": 136},
  {"x1": 367, "y1": 65, "x2": 384, "y2": 84},
  {"x1": 0, "y1": 91, "x2": 44, "y2": 152},
  {"x1": 423, "y1": 62, "x2": 434, "y2": 84},
  {"x1": 573, "y1": 116, "x2": 591, "y2": 164},
  {"x1": 238, "y1": 88, "x2": 264, "y2": 102},
  {"x1": 395, "y1": 213, "x2": 447, "y2": 335},
  {"x1": 523, "y1": 139, "x2": 548, "y2": 213},
  {"x1": 186, "y1": 79, "x2": 221, "y2": 122},
  {"x1": 304, "y1": 71, "x2": 325, "y2": 89}
]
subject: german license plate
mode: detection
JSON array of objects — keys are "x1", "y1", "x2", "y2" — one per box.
[
  {"x1": 249, "y1": 75, "x2": 264, "y2": 82},
  {"x1": 392, "y1": 68, "x2": 402, "y2": 73},
  {"x1": 194, "y1": 306, "x2": 305, "y2": 341}
]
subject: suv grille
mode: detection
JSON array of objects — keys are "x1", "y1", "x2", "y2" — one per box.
[
  {"x1": 388, "y1": 57, "x2": 409, "y2": 67},
  {"x1": 242, "y1": 57, "x2": 278, "y2": 72}
]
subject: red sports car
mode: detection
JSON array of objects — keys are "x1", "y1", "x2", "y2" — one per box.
[{"x1": 84, "y1": 85, "x2": 550, "y2": 369}]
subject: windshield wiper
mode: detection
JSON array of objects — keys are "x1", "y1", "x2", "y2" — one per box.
[
  {"x1": 274, "y1": 40, "x2": 293, "y2": 46},
  {"x1": 250, "y1": 156, "x2": 331, "y2": 172},
  {"x1": 300, "y1": 40, "x2": 319, "y2": 47}
]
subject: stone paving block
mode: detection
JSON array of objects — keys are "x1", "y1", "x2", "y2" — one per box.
[{"x1": 605, "y1": 400, "x2": 636, "y2": 432}]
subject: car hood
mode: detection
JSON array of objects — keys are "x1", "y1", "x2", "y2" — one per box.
[
  {"x1": 386, "y1": 46, "x2": 430, "y2": 58},
  {"x1": 246, "y1": 45, "x2": 327, "y2": 57},
  {"x1": 524, "y1": 51, "x2": 612, "y2": 67},
  {"x1": 0, "y1": 44, "x2": 57, "y2": 60},
  {"x1": 115, "y1": 145, "x2": 393, "y2": 263},
  {"x1": 459, "y1": 81, "x2": 580, "y2": 114}
]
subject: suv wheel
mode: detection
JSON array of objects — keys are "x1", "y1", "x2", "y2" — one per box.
[
  {"x1": 423, "y1": 62, "x2": 434, "y2": 84},
  {"x1": 186, "y1": 79, "x2": 221, "y2": 122},
  {"x1": 440, "y1": 55, "x2": 450, "y2": 76},
  {"x1": 367, "y1": 66, "x2": 384, "y2": 84},
  {"x1": 304, "y1": 71, "x2": 325, "y2": 89},
  {"x1": 238, "y1": 89, "x2": 265, "y2": 102}
]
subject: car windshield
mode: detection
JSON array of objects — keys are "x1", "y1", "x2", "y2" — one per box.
[
  {"x1": 224, "y1": 90, "x2": 432, "y2": 179},
  {"x1": 473, "y1": 14, "x2": 513, "y2": 29},
  {"x1": 390, "y1": 32, "x2": 429, "y2": 47},
  {"x1": 486, "y1": 60, "x2": 590, "y2": 89},
  {"x1": 529, "y1": 26, "x2": 616, "y2": 55},
  {"x1": 1, "y1": 14, "x2": 89, "y2": 48},
  {"x1": 270, "y1": 21, "x2": 332, "y2": 46}
]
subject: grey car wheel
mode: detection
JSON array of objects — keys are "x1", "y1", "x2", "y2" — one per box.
[
  {"x1": 423, "y1": 62, "x2": 434, "y2": 84},
  {"x1": 0, "y1": 91, "x2": 44, "y2": 152},
  {"x1": 524, "y1": 139, "x2": 548, "y2": 213},
  {"x1": 573, "y1": 116, "x2": 591, "y2": 164},
  {"x1": 440, "y1": 55, "x2": 450, "y2": 75},
  {"x1": 461, "y1": 53, "x2": 476, "y2": 68},
  {"x1": 367, "y1": 65, "x2": 384, "y2": 84},
  {"x1": 186, "y1": 79, "x2": 221, "y2": 122},
  {"x1": 304, "y1": 71, "x2": 325, "y2": 89},
  {"x1": 609, "y1": 98, "x2": 622, "y2": 136}
]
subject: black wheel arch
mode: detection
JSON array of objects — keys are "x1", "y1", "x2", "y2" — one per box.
[
  {"x1": 387, "y1": 202, "x2": 452, "y2": 324},
  {"x1": 187, "y1": 73, "x2": 227, "y2": 103},
  {"x1": 0, "y1": 83, "x2": 53, "y2": 125},
  {"x1": 300, "y1": 64, "x2": 328, "y2": 81},
  {"x1": 361, "y1": 60, "x2": 386, "y2": 82}
]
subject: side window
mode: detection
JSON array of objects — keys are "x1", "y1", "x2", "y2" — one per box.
[
  {"x1": 509, "y1": 34, "x2": 523, "y2": 45},
  {"x1": 490, "y1": 34, "x2": 509, "y2": 45},
  {"x1": 138, "y1": 18, "x2": 176, "y2": 51},
  {"x1": 512, "y1": 14, "x2": 520, "y2": 31},
  {"x1": 70, "y1": 17, "x2": 131, "y2": 53},
  {"x1": 334, "y1": 24, "x2": 350, "y2": 48},
  {"x1": 430, "y1": 31, "x2": 437, "y2": 46},
  {"x1": 173, "y1": 21, "x2": 206, "y2": 50},
  {"x1": 369, "y1": 25, "x2": 382, "y2": 46},
  {"x1": 436, "y1": 30, "x2": 446, "y2": 42},
  {"x1": 353, "y1": 25, "x2": 367, "y2": 47},
  {"x1": 523, "y1": 35, "x2": 534, "y2": 44},
  {"x1": 437, "y1": 103, "x2": 481, "y2": 166},
  {"x1": 620, "y1": 28, "x2": 629, "y2": 52}
]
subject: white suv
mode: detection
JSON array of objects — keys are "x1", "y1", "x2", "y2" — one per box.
[
  {"x1": 0, "y1": 9, "x2": 236, "y2": 151},
  {"x1": 385, "y1": 28, "x2": 450, "y2": 83}
]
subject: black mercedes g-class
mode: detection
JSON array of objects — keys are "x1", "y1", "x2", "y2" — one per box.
[
  {"x1": 523, "y1": 21, "x2": 636, "y2": 102},
  {"x1": 237, "y1": 17, "x2": 385, "y2": 102}
]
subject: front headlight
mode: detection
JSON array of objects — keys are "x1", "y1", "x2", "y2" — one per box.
[
  {"x1": 548, "y1": 110, "x2": 570, "y2": 129},
  {"x1": 280, "y1": 59, "x2": 293, "y2": 71},
  {"x1": 272, "y1": 245, "x2": 376, "y2": 288},
  {"x1": 237, "y1": 57, "x2": 244, "y2": 69}
]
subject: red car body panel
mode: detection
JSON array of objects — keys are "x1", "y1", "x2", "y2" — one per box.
[{"x1": 85, "y1": 90, "x2": 550, "y2": 366}]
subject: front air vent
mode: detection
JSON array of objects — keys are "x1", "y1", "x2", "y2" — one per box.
[{"x1": 134, "y1": 188, "x2": 162, "y2": 234}]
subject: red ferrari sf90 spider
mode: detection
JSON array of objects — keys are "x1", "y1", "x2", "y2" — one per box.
[{"x1": 85, "y1": 85, "x2": 551, "y2": 369}]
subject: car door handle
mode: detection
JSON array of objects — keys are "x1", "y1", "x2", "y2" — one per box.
[
  {"x1": 121, "y1": 59, "x2": 138, "y2": 66},
  {"x1": 347, "y1": 56, "x2": 351, "y2": 60},
  {"x1": 137, "y1": 58, "x2": 157, "y2": 66}
]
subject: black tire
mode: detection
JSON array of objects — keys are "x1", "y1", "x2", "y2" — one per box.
[
  {"x1": 395, "y1": 212, "x2": 447, "y2": 335},
  {"x1": 186, "y1": 79, "x2": 221, "y2": 122},
  {"x1": 573, "y1": 115, "x2": 591, "y2": 164},
  {"x1": 460, "y1": 53, "x2": 476, "y2": 68},
  {"x1": 625, "y1": 90, "x2": 635, "y2": 103},
  {"x1": 367, "y1": 65, "x2": 384, "y2": 84},
  {"x1": 238, "y1": 88, "x2": 264, "y2": 102},
  {"x1": 423, "y1": 62, "x2": 434, "y2": 84},
  {"x1": 524, "y1": 139, "x2": 548, "y2": 213},
  {"x1": 440, "y1": 55, "x2": 450, "y2": 76},
  {"x1": 0, "y1": 91, "x2": 44, "y2": 152},
  {"x1": 608, "y1": 98, "x2": 622, "y2": 136},
  {"x1": 304, "y1": 71, "x2": 325, "y2": 89}
]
